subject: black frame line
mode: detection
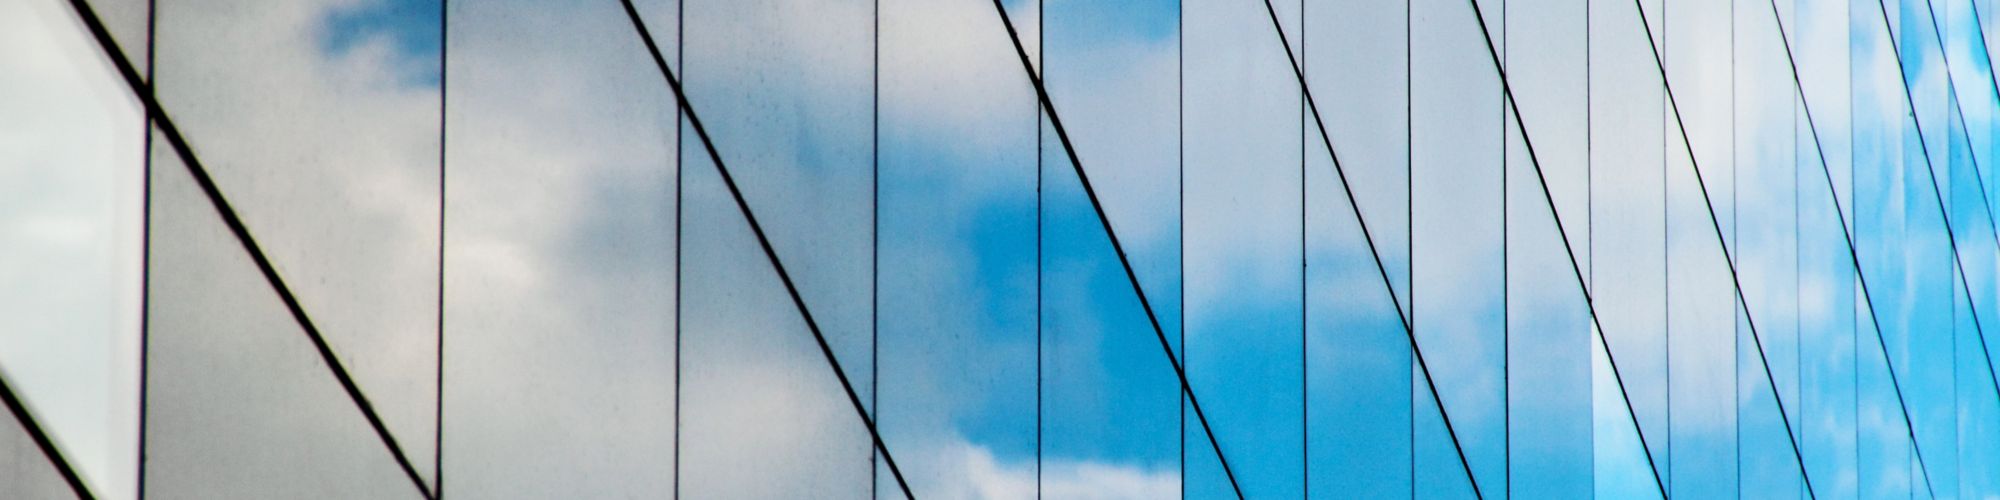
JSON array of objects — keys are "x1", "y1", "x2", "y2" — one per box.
[
  {"x1": 983, "y1": 0, "x2": 1248, "y2": 497},
  {"x1": 1035, "y1": 3, "x2": 1045, "y2": 497},
  {"x1": 615, "y1": 2, "x2": 918, "y2": 498},
  {"x1": 433, "y1": 0, "x2": 449, "y2": 496},
  {"x1": 672, "y1": 0, "x2": 685, "y2": 496},
  {"x1": 1252, "y1": 0, "x2": 1492, "y2": 497},
  {"x1": 137, "y1": 0, "x2": 157, "y2": 496},
  {"x1": 63, "y1": 1, "x2": 438, "y2": 498},
  {"x1": 870, "y1": 0, "x2": 882, "y2": 495}
]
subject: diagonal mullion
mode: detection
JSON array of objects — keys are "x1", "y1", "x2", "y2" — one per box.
[
  {"x1": 1461, "y1": 0, "x2": 1829, "y2": 497},
  {"x1": 1611, "y1": 0, "x2": 1829, "y2": 496},
  {"x1": 982, "y1": 1, "x2": 1250, "y2": 498},
  {"x1": 1251, "y1": 1, "x2": 1523, "y2": 498},
  {"x1": 60, "y1": 1, "x2": 437, "y2": 498},
  {"x1": 613, "y1": 1, "x2": 918, "y2": 499},
  {"x1": 1766, "y1": 3, "x2": 1994, "y2": 498}
]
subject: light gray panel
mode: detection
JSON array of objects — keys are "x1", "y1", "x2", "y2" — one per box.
[
  {"x1": 151, "y1": 0, "x2": 442, "y2": 485},
  {"x1": 142, "y1": 136, "x2": 422, "y2": 499},
  {"x1": 440, "y1": 0, "x2": 679, "y2": 496}
]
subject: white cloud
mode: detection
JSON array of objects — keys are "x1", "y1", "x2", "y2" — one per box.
[{"x1": 910, "y1": 436, "x2": 1178, "y2": 500}]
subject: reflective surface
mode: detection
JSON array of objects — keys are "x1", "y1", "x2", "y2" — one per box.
[{"x1": 12, "y1": 0, "x2": 2000, "y2": 497}]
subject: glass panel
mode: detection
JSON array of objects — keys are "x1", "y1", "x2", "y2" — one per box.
[
  {"x1": 439, "y1": 0, "x2": 679, "y2": 496},
  {"x1": 1736, "y1": 0, "x2": 1805, "y2": 496},
  {"x1": 1794, "y1": 0, "x2": 1862, "y2": 496},
  {"x1": 1411, "y1": 0, "x2": 1507, "y2": 496},
  {"x1": 677, "y1": 139, "x2": 872, "y2": 498},
  {"x1": 1902, "y1": 3, "x2": 1963, "y2": 495},
  {"x1": 1029, "y1": 0, "x2": 1188, "y2": 495},
  {"x1": 1663, "y1": 0, "x2": 1739, "y2": 495},
  {"x1": 1304, "y1": 1, "x2": 1412, "y2": 497},
  {"x1": 151, "y1": 0, "x2": 443, "y2": 486},
  {"x1": 1947, "y1": 27, "x2": 2000, "y2": 489},
  {"x1": 1503, "y1": 0, "x2": 1593, "y2": 496},
  {"x1": 1588, "y1": 0, "x2": 1671, "y2": 496},
  {"x1": 1038, "y1": 0, "x2": 1186, "y2": 497},
  {"x1": 678, "y1": 0, "x2": 874, "y2": 496},
  {"x1": 1852, "y1": 0, "x2": 1917, "y2": 492},
  {"x1": 0, "y1": 1, "x2": 145, "y2": 498},
  {"x1": 1946, "y1": 102, "x2": 1987, "y2": 498},
  {"x1": 877, "y1": 0, "x2": 1040, "y2": 496},
  {"x1": 1184, "y1": 0, "x2": 1304, "y2": 497},
  {"x1": 142, "y1": 136, "x2": 421, "y2": 498}
]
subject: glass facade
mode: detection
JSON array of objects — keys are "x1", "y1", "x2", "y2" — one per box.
[{"x1": 6, "y1": 0, "x2": 2000, "y2": 497}]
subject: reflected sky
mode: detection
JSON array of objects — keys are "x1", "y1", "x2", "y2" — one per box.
[{"x1": 8, "y1": 0, "x2": 2000, "y2": 498}]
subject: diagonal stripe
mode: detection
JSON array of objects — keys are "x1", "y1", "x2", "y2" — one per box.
[
  {"x1": 614, "y1": 1, "x2": 918, "y2": 498},
  {"x1": 60, "y1": 1, "x2": 437, "y2": 498},
  {"x1": 1252, "y1": 1, "x2": 1501, "y2": 497},
  {"x1": 982, "y1": 0, "x2": 1248, "y2": 497}
]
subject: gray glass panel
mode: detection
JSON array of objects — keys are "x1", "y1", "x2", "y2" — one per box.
[
  {"x1": 0, "y1": 406, "x2": 72, "y2": 499},
  {"x1": 151, "y1": 0, "x2": 442, "y2": 485},
  {"x1": 143, "y1": 136, "x2": 422, "y2": 499},
  {"x1": 440, "y1": 0, "x2": 680, "y2": 496}
]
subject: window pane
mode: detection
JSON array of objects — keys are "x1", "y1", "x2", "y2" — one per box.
[
  {"x1": 1504, "y1": 0, "x2": 1593, "y2": 496},
  {"x1": 142, "y1": 139, "x2": 421, "y2": 498},
  {"x1": 1662, "y1": 1, "x2": 1740, "y2": 495},
  {"x1": 1183, "y1": 0, "x2": 1305, "y2": 496},
  {"x1": 440, "y1": 0, "x2": 679, "y2": 496},
  {"x1": 151, "y1": 0, "x2": 443, "y2": 486},
  {"x1": 1304, "y1": 1, "x2": 1412, "y2": 497},
  {"x1": 1041, "y1": 0, "x2": 1186, "y2": 496},
  {"x1": 678, "y1": 0, "x2": 875, "y2": 496},
  {"x1": 1588, "y1": 0, "x2": 1670, "y2": 496},
  {"x1": 1411, "y1": 0, "x2": 1507, "y2": 495}
]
